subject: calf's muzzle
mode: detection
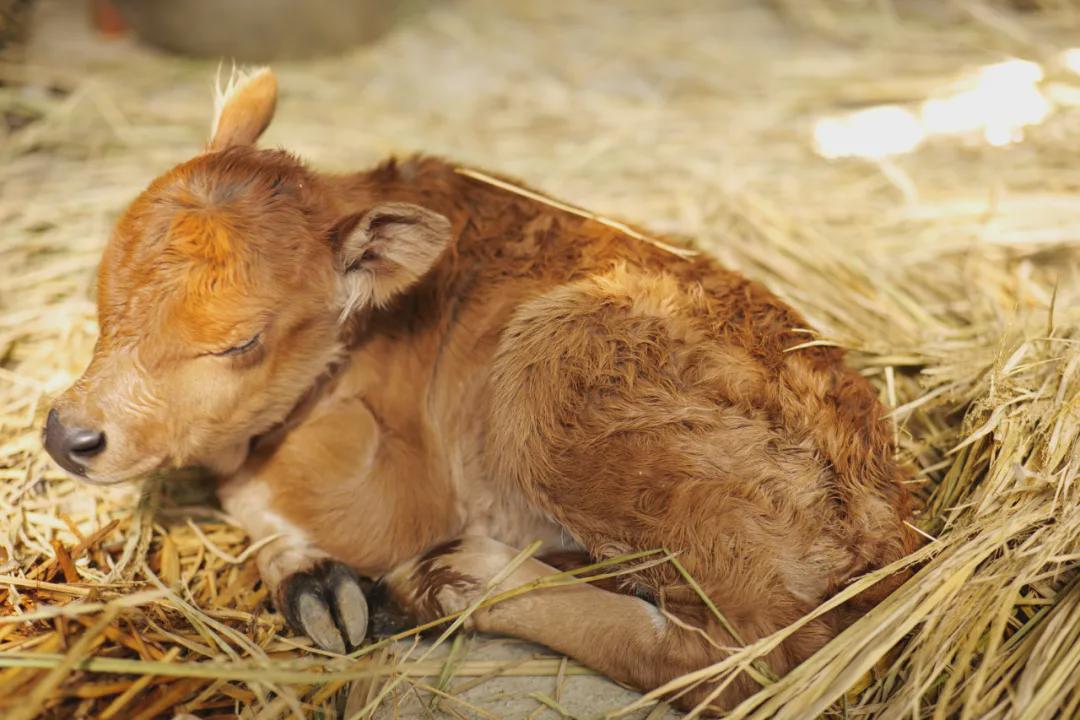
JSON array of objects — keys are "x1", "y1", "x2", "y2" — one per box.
[{"x1": 43, "y1": 408, "x2": 106, "y2": 476}]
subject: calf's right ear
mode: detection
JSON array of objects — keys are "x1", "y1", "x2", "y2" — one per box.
[{"x1": 333, "y1": 202, "x2": 452, "y2": 319}]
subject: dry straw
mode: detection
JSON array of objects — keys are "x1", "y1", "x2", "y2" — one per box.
[{"x1": 2, "y1": 0, "x2": 1080, "y2": 717}]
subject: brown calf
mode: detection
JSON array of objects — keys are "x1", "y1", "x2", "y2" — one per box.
[{"x1": 43, "y1": 68, "x2": 918, "y2": 711}]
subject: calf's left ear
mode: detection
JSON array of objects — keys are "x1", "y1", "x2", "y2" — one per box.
[
  {"x1": 334, "y1": 202, "x2": 452, "y2": 317},
  {"x1": 209, "y1": 66, "x2": 278, "y2": 151}
]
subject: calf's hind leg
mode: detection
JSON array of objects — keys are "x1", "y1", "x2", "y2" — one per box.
[{"x1": 375, "y1": 535, "x2": 762, "y2": 712}]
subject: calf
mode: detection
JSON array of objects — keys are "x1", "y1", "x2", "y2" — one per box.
[{"x1": 43, "y1": 68, "x2": 917, "y2": 711}]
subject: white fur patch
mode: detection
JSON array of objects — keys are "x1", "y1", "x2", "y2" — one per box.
[
  {"x1": 644, "y1": 601, "x2": 668, "y2": 635},
  {"x1": 218, "y1": 478, "x2": 326, "y2": 589},
  {"x1": 336, "y1": 271, "x2": 374, "y2": 324}
]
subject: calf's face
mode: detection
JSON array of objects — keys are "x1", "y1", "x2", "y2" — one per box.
[{"x1": 43, "y1": 68, "x2": 451, "y2": 483}]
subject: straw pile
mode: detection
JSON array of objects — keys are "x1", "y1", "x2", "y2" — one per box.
[{"x1": 2, "y1": 0, "x2": 1079, "y2": 717}]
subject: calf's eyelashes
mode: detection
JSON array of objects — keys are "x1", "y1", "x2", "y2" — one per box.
[{"x1": 213, "y1": 332, "x2": 262, "y2": 357}]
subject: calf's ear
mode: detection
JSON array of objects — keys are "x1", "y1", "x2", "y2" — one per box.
[
  {"x1": 208, "y1": 66, "x2": 278, "y2": 151},
  {"x1": 333, "y1": 202, "x2": 452, "y2": 318}
]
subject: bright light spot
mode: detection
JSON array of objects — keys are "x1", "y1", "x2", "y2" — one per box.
[
  {"x1": 814, "y1": 59, "x2": 1056, "y2": 159},
  {"x1": 1062, "y1": 48, "x2": 1080, "y2": 76},
  {"x1": 920, "y1": 60, "x2": 1049, "y2": 147},
  {"x1": 1047, "y1": 82, "x2": 1080, "y2": 107},
  {"x1": 984, "y1": 124, "x2": 1017, "y2": 147},
  {"x1": 985, "y1": 58, "x2": 1042, "y2": 85},
  {"x1": 814, "y1": 105, "x2": 924, "y2": 159}
]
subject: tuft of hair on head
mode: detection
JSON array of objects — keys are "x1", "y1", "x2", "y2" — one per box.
[{"x1": 209, "y1": 63, "x2": 277, "y2": 152}]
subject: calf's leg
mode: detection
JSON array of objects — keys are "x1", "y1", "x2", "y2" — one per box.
[
  {"x1": 216, "y1": 393, "x2": 456, "y2": 654},
  {"x1": 218, "y1": 475, "x2": 369, "y2": 654},
  {"x1": 375, "y1": 535, "x2": 794, "y2": 712}
]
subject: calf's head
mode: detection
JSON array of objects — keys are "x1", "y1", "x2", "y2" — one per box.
[{"x1": 43, "y1": 68, "x2": 451, "y2": 483}]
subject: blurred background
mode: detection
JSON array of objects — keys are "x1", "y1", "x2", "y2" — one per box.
[
  {"x1": 5, "y1": 0, "x2": 1080, "y2": 237},
  {"x1": 2, "y1": 1, "x2": 1080, "y2": 718}
]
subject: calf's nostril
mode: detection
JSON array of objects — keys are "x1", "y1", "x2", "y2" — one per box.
[{"x1": 68, "y1": 428, "x2": 106, "y2": 456}]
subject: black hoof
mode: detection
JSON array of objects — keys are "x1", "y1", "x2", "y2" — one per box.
[
  {"x1": 280, "y1": 561, "x2": 369, "y2": 654},
  {"x1": 366, "y1": 579, "x2": 420, "y2": 639}
]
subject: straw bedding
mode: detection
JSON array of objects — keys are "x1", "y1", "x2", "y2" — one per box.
[{"x1": 1, "y1": 0, "x2": 1079, "y2": 717}]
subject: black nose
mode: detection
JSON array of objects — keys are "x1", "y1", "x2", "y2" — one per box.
[{"x1": 43, "y1": 409, "x2": 106, "y2": 475}]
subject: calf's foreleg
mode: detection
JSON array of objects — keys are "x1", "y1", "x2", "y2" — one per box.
[{"x1": 218, "y1": 476, "x2": 369, "y2": 654}]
